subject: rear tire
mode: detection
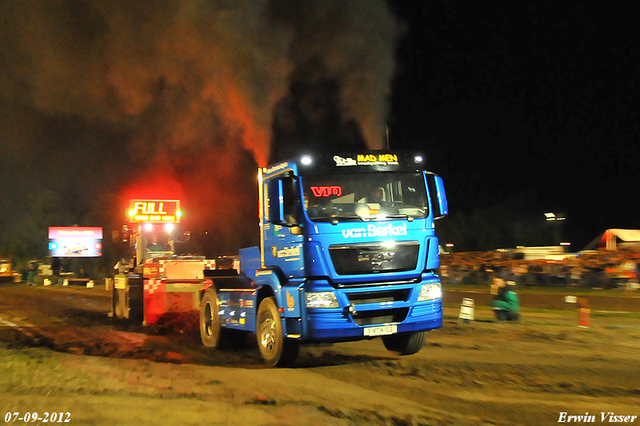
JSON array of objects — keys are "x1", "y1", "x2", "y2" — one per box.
[
  {"x1": 256, "y1": 297, "x2": 299, "y2": 367},
  {"x1": 200, "y1": 288, "x2": 221, "y2": 347},
  {"x1": 382, "y1": 331, "x2": 427, "y2": 355}
]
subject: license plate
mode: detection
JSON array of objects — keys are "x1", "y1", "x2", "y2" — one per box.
[{"x1": 363, "y1": 325, "x2": 397, "y2": 336}]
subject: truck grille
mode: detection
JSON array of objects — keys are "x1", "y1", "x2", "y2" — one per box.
[
  {"x1": 346, "y1": 289, "x2": 410, "y2": 305},
  {"x1": 352, "y1": 308, "x2": 409, "y2": 326},
  {"x1": 329, "y1": 241, "x2": 420, "y2": 275}
]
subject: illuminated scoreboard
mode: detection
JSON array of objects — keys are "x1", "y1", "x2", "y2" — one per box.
[
  {"x1": 48, "y1": 227, "x2": 103, "y2": 257},
  {"x1": 128, "y1": 199, "x2": 181, "y2": 223}
]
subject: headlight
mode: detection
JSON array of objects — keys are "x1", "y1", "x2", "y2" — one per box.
[
  {"x1": 417, "y1": 283, "x2": 442, "y2": 302},
  {"x1": 305, "y1": 291, "x2": 339, "y2": 308}
]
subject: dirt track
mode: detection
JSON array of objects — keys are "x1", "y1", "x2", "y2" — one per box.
[{"x1": 1, "y1": 282, "x2": 639, "y2": 426}]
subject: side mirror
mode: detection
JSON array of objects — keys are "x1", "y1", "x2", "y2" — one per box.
[{"x1": 426, "y1": 174, "x2": 449, "y2": 220}]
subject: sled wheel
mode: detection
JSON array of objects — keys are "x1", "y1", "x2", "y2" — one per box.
[
  {"x1": 257, "y1": 297, "x2": 299, "y2": 367},
  {"x1": 200, "y1": 288, "x2": 221, "y2": 347},
  {"x1": 382, "y1": 331, "x2": 427, "y2": 355}
]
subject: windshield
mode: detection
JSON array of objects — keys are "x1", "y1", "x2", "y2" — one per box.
[{"x1": 302, "y1": 172, "x2": 428, "y2": 222}]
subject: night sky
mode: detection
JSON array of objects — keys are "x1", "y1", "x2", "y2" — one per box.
[
  {"x1": 388, "y1": 1, "x2": 640, "y2": 249},
  {"x1": 1, "y1": 0, "x2": 639, "y2": 264}
]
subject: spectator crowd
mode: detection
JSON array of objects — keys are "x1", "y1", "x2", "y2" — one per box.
[{"x1": 440, "y1": 246, "x2": 640, "y2": 288}]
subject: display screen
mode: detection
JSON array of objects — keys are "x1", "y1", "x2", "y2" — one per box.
[{"x1": 48, "y1": 227, "x2": 103, "y2": 257}]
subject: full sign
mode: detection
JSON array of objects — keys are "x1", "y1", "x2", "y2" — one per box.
[{"x1": 129, "y1": 199, "x2": 180, "y2": 223}]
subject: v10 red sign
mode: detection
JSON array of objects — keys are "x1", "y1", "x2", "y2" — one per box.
[
  {"x1": 310, "y1": 186, "x2": 343, "y2": 197},
  {"x1": 129, "y1": 200, "x2": 180, "y2": 223}
]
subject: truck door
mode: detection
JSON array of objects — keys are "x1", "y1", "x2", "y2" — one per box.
[{"x1": 264, "y1": 175, "x2": 305, "y2": 279}]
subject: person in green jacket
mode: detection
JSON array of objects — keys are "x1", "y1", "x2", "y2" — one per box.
[
  {"x1": 27, "y1": 262, "x2": 36, "y2": 286},
  {"x1": 492, "y1": 280, "x2": 520, "y2": 321}
]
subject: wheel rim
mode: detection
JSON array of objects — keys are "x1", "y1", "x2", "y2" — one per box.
[
  {"x1": 203, "y1": 301, "x2": 214, "y2": 336},
  {"x1": 259, "y1": 314, "x2": 276, "y2": 353}
]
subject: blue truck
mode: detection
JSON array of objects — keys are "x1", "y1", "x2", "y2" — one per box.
[{"x1": 200, "y1": 152, "x2": 448, "y2": 366}]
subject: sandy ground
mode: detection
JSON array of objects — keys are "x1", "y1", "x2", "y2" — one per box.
[{"x1": 1, "y1": 282, "x2": 639, "y2": 426}]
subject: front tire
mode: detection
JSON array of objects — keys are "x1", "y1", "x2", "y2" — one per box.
[
  {"x1": 256, "y1": 297, "x2": 299, "y2": 367},
  {"x1": 382, "y1": 331, "x2": 427, "y2": 355},
  {"x1": 200, "y1": 288, "x2": 221, "y2": 347}
]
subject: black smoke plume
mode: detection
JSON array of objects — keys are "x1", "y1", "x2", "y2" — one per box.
[{"x1": 0, "y1": 0, "x2": 402, "y2": 266}]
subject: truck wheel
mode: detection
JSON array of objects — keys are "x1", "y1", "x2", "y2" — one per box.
[
  {"x1": 382, "y1": 331, "x2": 427, "y2": 355},
  {"x1": 200, "y1": 288, "x2": 221, "y2": 347},
  {"x1": 256, "y1": 297, "x2": 299, "y2": 367}
]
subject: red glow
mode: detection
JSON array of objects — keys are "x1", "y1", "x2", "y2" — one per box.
[
  {"x1": 118, "y1": 169, "x2": 185, "y2": 222},
  {"x1": 222, "y1": 83, "x2": 269, "y2": 167},
  {"x1": 112, "y1": 133, "x2": 259, "y2": 256}
]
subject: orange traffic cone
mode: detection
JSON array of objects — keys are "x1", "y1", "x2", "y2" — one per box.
[{"x1": 577, "y1": 297, "x2": 590, "y2": 328}]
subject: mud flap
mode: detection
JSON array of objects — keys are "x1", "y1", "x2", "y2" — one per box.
[{"x1": 112, "y1": 274, "x2": 143, "y2": 322}]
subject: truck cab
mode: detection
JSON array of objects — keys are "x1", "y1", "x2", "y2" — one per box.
[{"x1": 200, "y1": 152, "x2": 448, "y2": 366}]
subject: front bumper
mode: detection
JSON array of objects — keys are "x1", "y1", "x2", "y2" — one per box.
[{"x1": 303, "y1": 298, "x2": 442, "y2": 341}]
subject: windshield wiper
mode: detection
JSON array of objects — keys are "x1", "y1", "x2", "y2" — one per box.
[
  {"x1": 384, "y1": 214, "x2": 415, "y2": 221},
  {"x1": 309, "y1": 215, "x2": 364, "y2": 224}
]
